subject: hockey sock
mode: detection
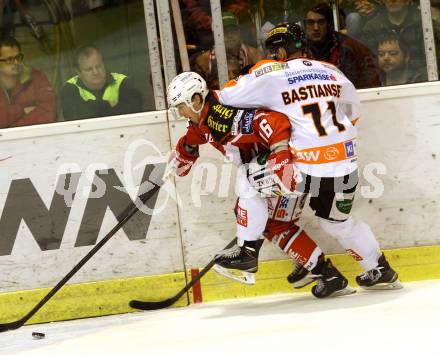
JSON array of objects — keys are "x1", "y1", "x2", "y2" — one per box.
[{"x1": 267, "y1": 226, "x2": 323, "y2": 271}]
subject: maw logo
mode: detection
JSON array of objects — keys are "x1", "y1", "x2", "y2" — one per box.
[
  {"x1": 0, "y1": 164, "x2": 165, "y2": 256},
  {"x1": 295, "y1": 150, "x2": 320, "y2": 162}
]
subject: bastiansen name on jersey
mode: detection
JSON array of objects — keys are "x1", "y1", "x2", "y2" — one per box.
[{"x1": 216, "y1": 59, "x2": 361, "y2": 177}]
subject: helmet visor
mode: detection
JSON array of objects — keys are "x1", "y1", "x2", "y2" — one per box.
[
  {"x1": 169, "y1": 102, "x2": 201, "y2": 122},
  {"x1": 169, "y1": 106, "x2": 184, "y2": 120}
]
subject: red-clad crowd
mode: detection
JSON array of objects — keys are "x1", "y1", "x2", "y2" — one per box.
[{"x1": 0, "y1": 37, "x2": 55, "y2": 128}]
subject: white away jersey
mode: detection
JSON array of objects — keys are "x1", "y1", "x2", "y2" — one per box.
[{"x1": 217, "y1": 59, "x2": 361, "y2": 177}]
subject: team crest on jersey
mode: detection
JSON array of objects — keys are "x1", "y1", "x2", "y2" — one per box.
[
  {"x1": 240, "y1": 110, "x2": 255, "y2": 134},
  {"x1": 254, "y1": 63, "x2": 288, "y2": 77}
]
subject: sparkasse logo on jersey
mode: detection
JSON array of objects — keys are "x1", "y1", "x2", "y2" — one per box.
[
  {"x1": 254, "y1": 63, "x2": 288, "y2": 77},
  {"x1": 287, "y1": 73, "x2": 337, "y2": 84}
]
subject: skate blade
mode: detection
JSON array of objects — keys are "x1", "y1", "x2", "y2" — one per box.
[
  {"x1": 291, "y1": 275, "x2": 319, "y2": 289},
  {"x1": 361, "y1": 279, "x2": 403, "y2": 290},
  {"x1": 213, "y1": 264, "x2": 256, "y2": 285},
  {"x1": 331, "y1": 285, "x2": 356, "y2": 297}
]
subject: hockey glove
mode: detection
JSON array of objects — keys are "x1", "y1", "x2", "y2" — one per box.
[
  {"x1": 247, "y1": 150, "x2": 298, "y2": 196},
  {"x1": 167, "y1": 136, "x2": 199, "y2": 177}
]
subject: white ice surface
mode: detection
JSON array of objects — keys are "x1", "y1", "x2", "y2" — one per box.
[{"x1": 1, "y1": 279, "x2": 439, "y2": 355}]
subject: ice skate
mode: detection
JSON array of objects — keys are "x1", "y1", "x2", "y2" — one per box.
[
  {"x1": 213, "y1": 239, "x2": 264, "y2": 285},
  {"x1": 311, "y1": 259, "x2": 356, "y2": 298},
  {"x1": 356, "y1": 253, "x2": 403, "y2": 290},
  {"x1": 287, "y1": 262, "x2": 320, "y2": 289}
]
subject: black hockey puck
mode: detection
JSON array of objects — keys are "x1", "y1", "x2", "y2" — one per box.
[{"x1": 32, "y1": 332, "x2": 45, "y2": 339}]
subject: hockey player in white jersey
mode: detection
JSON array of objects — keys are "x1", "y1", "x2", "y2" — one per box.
[
  {"x1": 166, "y1": 71, "x2": 355, "y2": 298},
  {"x1": 216, "y1": 23, "x2": 402, "y2": 290}
]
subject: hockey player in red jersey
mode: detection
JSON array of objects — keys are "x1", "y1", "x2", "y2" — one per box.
[
  {"x1": 216, "y1": 23, "x2": 402, "y2": 290},
  {"x1": 166, "y1": 71, "x2": 355, "y2": 298}
]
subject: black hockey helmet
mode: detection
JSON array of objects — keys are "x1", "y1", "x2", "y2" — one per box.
[{"x1": 265, "y1": 23, "x2": 305, "y2": 55}]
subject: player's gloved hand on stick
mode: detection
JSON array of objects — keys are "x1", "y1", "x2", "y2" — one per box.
[
  {"x1": 247, "y1": 150, "x2": 298, "y2": 196},
  {"x1": 267, "y1": 149, "x2": 298, "y2": 192}
]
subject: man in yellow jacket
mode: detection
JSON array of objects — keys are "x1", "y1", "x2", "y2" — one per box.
[{"x1": 60, "y1": 45, "x2": 143, "y2": 121}]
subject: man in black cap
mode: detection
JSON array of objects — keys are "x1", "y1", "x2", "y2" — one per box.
[{"x1": 304, "y1": 2, "x2": 380, "y2": 88}]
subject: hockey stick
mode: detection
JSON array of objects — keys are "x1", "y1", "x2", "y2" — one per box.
[
  {"x1": 0, "y1": 182, "x2": 162, "y2": 333},
  {"x1": 129, "y1": 238, "x2": 237, "y2": 310}
]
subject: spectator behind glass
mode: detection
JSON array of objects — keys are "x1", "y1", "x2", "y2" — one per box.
[
  {"x1": 227, "y1": 55, "x2": 240, "y2": 79},
  {"x1": 0, "y1": 36, "x2": 56, "y2": 128},
  {"x1": 377, "y1": 32, "x2": 427, "y2": 85},
  {"x1": 341, "y1": 0, "x2": 383, "y2": 41},
  {"x1": 181, "y1": 0, "x2": 256, "y2": 49},
  {"x1": 361, "y1": 0, "x2": 426, "y2": 73},
  {"x1": 190, "y1": 47, "x2": 217, "y2": 89},
  {"x1": 222, "y1": 11, "x2": 263, "y2": 71},
  {"x1": 189, "y1": 11, "x2": 262, "y2": 89},
  {"x1": 304, "y1": 3, "x2": 381, "y2": 89},
  {"x1": 190, "y1": 50, "x2": 244, "y2": 90},
  {"x1": 60, "y1": 45, "x2": 143, "y2": 121},
  {"x1": 258, "y1": 1, "x2": 305, "y2": 48}
]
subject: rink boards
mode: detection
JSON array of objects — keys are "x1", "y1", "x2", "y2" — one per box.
[{"x1": 0, "y1": 82, "x2": 439, "y2": 324}]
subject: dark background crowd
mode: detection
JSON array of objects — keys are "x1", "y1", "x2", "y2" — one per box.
[{"x1": 0, "y1": 0, "x2": 439, "y2": 129}]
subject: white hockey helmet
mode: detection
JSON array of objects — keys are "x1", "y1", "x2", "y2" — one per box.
[{"x1": 167, "y1": 71, "x2": 209, "y2": 118}]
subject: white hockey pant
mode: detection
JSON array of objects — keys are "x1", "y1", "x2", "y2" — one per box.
[
  {"x1": 319, "y1": 217, "x2": 382, "y2": 271},
  {"x1": 235, "y1": 165, "x2": 268, "y2": 242}
]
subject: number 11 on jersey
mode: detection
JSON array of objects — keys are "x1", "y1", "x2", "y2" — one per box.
[{"x1": 302, "y1": 101, "x2": 345, "y2": 137}]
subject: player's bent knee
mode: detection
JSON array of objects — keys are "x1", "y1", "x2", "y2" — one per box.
[{"x1": 318, "y1": 217, "x2": 354, "y2": 240}]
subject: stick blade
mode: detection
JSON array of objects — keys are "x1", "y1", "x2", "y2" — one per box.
[
  {"x1": 129, "y1": 297, "x2": 178, "y2": 311},
  {"x1": 0, "y1": 320, "x2": 25, "y2": 333}
]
